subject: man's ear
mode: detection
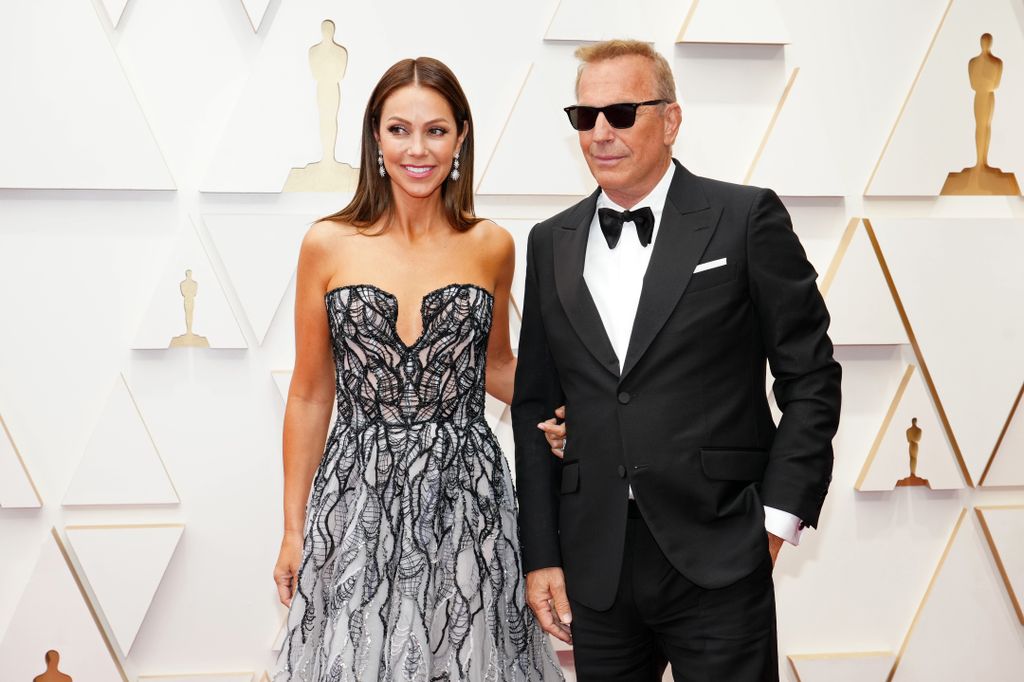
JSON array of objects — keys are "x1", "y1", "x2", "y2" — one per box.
[{"x1": 663, "y1": 102, "x2": 682, "y2": 146}]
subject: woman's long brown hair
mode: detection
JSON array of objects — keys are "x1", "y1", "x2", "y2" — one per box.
[{"x1": 317, "y1": 57, "x2": 482, "y2": 232}]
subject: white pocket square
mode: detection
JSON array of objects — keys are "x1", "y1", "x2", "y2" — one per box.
[{"x1": 693, "y1": 257, "x2": 727, "y2": 274}]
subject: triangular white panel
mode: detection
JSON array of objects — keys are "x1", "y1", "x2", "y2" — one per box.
[
  {"x1": 63, "y1": 374, "x2": 179, "y2": 506},
  {"x1": 872, "y1": 218, "x2": 1024, "y2": 482},
  {"x1": 0, "y1": 413, "x2": 42, "y2": 508},
  {"x1": 99, "y1": 0, "x2": 131, "y2": 28},
  {"x1": 678, "y1": 0, "x2": 789, "y2": 45},
  {"x1": 493, "y1": 219, "x2": 535, "y2": 311},
  {"x1": 204, "y1": 214, "x2": 313, "y2": 345},
  {"x1": 477, "y1": 57, "x2": 596, "y2": 196},
  {"x1": 868, "y1": 0, "x2": 1024, "y2": 195},
  {"x1": 747, "y1": 68, "x2": 847, "y2": 196},
  {"x1": 0, "y1": 0, "x2": 173, "y2": 189},
  {"x1": 133, "y1": 217, "x2": 247, "y2": 349},
  {"x1": 545, "y1": 0, "x2": 693, "y2": 41},
  {"x1": 474, "y1": 65, "x2": 533, "y2": 193},
  {"x1": 271, "y1": 370, "x2": 292, "y2": 403},
  {"x1": 508, "y1": 293, "x2": 523, "y2": 353},
  {"x1": 272, "y1": 614, "x2": 287, "y2": 652},
  {"x1": 976, "y1": 506, "x2": 1024, "y2": 624},
  {"x1": 894, "y1": 512, "x2": 1024, "y2": 680},
  {"x1": 856, "y1": 365, "x2": 963, "y2": 491},
  {"x1": 66, "y1": 524, "x2": 184, "y2": 654},
  {"x1": 673, "y1": 47, "x2": 789, "y2": 185},
  {"x1": 983, "y1": 388, "x2": 1024, "y2": 486},
  {"x1": 240, "y1": 0, "x2": 272, "y2": 32},
  {"x1": 821, "y1": 220, "x2": 908, "y2": 346},
  {"x1": 0, "y1": 531, "x2": 126, "y2": 680},
  {"x1": 202, "y1": 1, "x2": 532, "y2": 192},
  {"x1": 788, "y1": 653, "x2": 895, "y2": 682}
]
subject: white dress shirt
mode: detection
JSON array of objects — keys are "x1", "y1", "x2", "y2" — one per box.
[{"x1": 581, "y1": 162, "x2": 804, "y2": 546}]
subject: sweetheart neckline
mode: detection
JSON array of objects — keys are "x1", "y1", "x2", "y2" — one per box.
[{"x1": 324, "y1": 282, "x2": 494, "y2": 350}]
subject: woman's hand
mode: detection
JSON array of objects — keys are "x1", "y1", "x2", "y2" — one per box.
[
  {"x1": 273, "y1": 530, "x2": 303, "y2": 607},
  {"x1": 537, "y1": 405, "x2": 567, "y2": 458}
]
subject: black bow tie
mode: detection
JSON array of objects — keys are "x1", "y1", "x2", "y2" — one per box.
[{"x1": 598, "y1": 206, "x2": 655, "y2": 249}]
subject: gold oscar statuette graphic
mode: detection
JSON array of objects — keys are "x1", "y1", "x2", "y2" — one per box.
[
  {"x1": 896, "y1": 417, "x2": 931, "y2": 488},
  {"x1": 169, "y1": 269, "x2": 210, "y2": 348},
  {"x1": 941, "y1": 33, "x2": 1021, "y2": 195},
  {"x1": 33, "y1": 650, "x2": 73, "y2": 682},
  {"x1": 283, "y1": 20, "x2": 359, "y2": 192}
]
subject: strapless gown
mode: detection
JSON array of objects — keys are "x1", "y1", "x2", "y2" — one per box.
[{"x1": 272, "y1": 283, "x2": 563, "y2": 682}]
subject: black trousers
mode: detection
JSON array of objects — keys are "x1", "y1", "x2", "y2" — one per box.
[{"x1": 569, "y1": 501, "x2": 779, "y2": 682}]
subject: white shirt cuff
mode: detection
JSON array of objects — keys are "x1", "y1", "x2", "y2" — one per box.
[{"x1": 764, "y1": 505, "x2": 804, "y2": 546}]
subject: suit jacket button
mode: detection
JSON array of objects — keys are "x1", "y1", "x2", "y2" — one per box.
[
  {"x1": 617, "y1": 465, "x2": 627, "y2": 478},
  {"x1": 617, "y1": 391, "x2": 631, "y2": 404}
]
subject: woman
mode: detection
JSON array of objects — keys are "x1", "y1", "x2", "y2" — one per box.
[{"x1": 271, "y1": 57, "x2": 563, "y2": 681}]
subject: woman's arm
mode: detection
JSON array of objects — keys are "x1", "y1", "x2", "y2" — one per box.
[
  {"x1": 274, "y1": 222, "x2": 337, "y2": 605},
  {"x1": 484, "y1": 223, "x2": 517, "y2": 405}
]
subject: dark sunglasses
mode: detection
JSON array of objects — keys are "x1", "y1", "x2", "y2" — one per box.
[{"x1": 563, "y1": 99, "x2": 668, "y2": 131}]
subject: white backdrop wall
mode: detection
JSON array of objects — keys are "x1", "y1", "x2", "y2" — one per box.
[{"x1": 1, "y1": 0, "x2": 1023, "y2": 680}]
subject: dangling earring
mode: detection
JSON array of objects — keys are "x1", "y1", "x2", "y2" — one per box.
[
  {"x1": 378, "y1": 149, "x2": 386, "y2": 177},
  {"x1": 450, "y1": 152, "x2": 460, "y2": 181}
]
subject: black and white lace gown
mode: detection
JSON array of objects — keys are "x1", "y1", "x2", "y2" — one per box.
[{"x1": 273, "y1": 283, "x2": 562, "y2": 682}]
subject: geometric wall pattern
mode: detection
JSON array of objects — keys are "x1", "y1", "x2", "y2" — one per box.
[
  {"x1": 867, "y1": 0, "x2": 1024, "y2": 195},
  {"x1": 892, "y1": 510, "x2": 1024, "y2": 680},
  {"x1": 477, "y1": 57, "x2": 595, "y2": 196},
  {"x1": 132, "y1": 217, "x2": 248, "y2": 350},
  {"x1": 975, "y1": 506, "x2": 1024, "y2": 625},
  {"x1": 981, "y1": 385, "x2": 1024, "y2": 487},
  {"x1": 856, "y1": 364, "x2": 964, "y2": 491},
  {"x1": 819, "y1": 218, "x2": 908, "y2": 346},
  {"x1": 203, "y1": 214, "x2": 313, "y2": 345},
  {"x1": 0, "y1": 412, "x2": 43, "y2": 508},
  {"x1": 62, "y1": 374, "x2": 179, "y2": 507},
  {"x1": 0, "y1": 0, "x2": 174, "y2": 190},
  {"x1": 788, "y1": 652, "x2": 895, "y2": 682},
  {"x1": 98, "y1": 0, "x2": 131, "y2": 29},
  {"x1": 0, "y1": 530, "x2": 127, "y2": 681},
  {"x1": 677, "y1": 0, "x2": 789, "y2": 45},
  {"x1": 3, "y1": 1, "x2": 1024, "y2": 679},
  {"x1": 545, "y1": 0, "x2": 691, "y2": 42},
  {"x1": 270, "y1": 370, "x2": 292, "y2": 404},
  {"x1": 872, "y1": 218, "x2": 1024, "y2": 482},
  {"x1": 747, "y1": 67, "x2": 847, "y2": 196},
  {"x1": 66, "y1": 524, "x2": 184, "y2": 655},
  {"x1": 240, "y1": 0, "x2": 272, "y2": 32}
]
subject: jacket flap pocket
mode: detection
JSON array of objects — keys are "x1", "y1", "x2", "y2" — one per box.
[
  {"x1": 700, "y1": 448, "x2": 769, "y2": 481},
  {"x1": 685, "y1": 261, "x2": 736, "y2": 294},
  {"x1": 560, "y1": 461, "x2": 580, "y2": 494}
]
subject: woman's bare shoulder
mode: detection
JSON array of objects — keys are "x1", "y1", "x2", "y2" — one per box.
[
  {"x1": 301, "y1": 218, "x2": 361, "y2": 256},
  {"x1": 471, "y1": 219, "x2": 515, "y2": 256}
]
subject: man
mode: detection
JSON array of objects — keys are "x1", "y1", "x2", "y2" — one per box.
[{"x1": 512, "y1": 40, "x2": 841, "y2": 681}]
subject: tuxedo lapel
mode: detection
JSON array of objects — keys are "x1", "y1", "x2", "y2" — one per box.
[
  {"x1": 620, "y1": 163, "x2": 721, "y2": 382},
  {"x1": 553, "y1": 190, "x2": 621, "y2": 377}
]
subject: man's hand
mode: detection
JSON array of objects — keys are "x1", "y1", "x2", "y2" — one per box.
[
  {"x1": 768, "y1": 531, "x2": 784, "y2": 567},
  {"x1": 526, "y1": 567, "x2": 573, "y2": 643},
  {"x1": 537, "y1": 405, "x2": 567, "y2": 458}
]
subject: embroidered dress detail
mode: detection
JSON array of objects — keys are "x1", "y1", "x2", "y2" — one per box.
[{"x1": 273, "y1": 283, "x2": 562, "y2": 682}]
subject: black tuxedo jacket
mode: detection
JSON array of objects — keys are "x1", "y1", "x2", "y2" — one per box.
[{"x1": 511, "y1": 161, "x2": 841, "y2": 610}]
